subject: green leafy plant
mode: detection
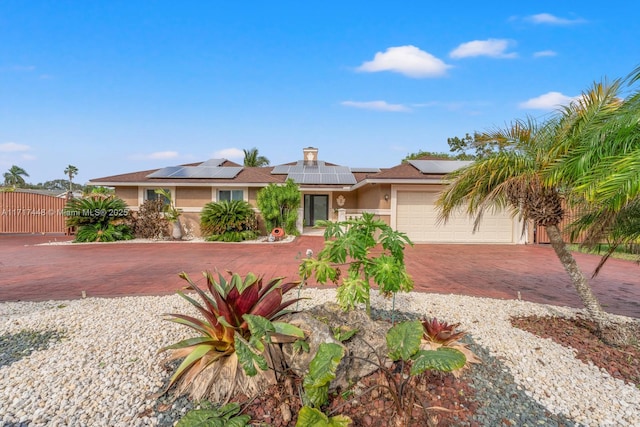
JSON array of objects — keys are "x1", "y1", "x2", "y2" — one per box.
[
  {"x1": 74, "y1": 222, "x2": 133, "y2": 242},
  {"x1": 159, "y1": 271, "x2": 305, "y2": 403},
  {"x1": 200, "y1": 200, "x2": 259, "y2": 242},
  {"x1": 296, "y1": 342, "x2": 352, "y2": 427},
  {"x1": 419, "y1": 317, "x2": 481, "y2": 376},
  {"x1": 176, "y1": 402, "x2": 250, "y2": 427},
  {"x1": 331, "y1": 326, "x2": 358, "y2": 343},
  {"x1": 302, "y1": 342, "x2": 345, "y2": 408},
  {"x1": 154, "y1": 188, "x2": 182, "y2": 222},
  {"x1": 64, "y1": 194, "x2": 133, "y2": 242},
  {"x1": 299, "y1": 212, "x2": 414, "y2": 316},
  {"x1": 64, "y1": 194, "x2": 130, "y2": 228},
  {"x1": 295, "y1": 406, "x2": 352, "y2": 427},
  {"x1": 256, "y1": 178, "x2": 301, "y2": 235}
]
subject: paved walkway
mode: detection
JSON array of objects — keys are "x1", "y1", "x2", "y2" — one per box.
[{"x1": 1, "y1": 234, "x2": 638, "y2": 318}]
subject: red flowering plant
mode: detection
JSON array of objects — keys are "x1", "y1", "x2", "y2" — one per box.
[{"x1": 159, "y1": 270, "x2": 305, "y2": 402}]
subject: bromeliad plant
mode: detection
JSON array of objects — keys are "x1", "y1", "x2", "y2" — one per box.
[
  {"x1": 420, "y1": 317, "x2": 481, "y2": 376},
  {"x1": 159, "y1": 270, "x2": 305, "y2": 403},
  {"x1": 299, "y1": 212, "x2": 414, "y2": 317}
]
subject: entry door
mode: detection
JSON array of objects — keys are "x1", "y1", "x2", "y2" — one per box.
[{"x1": 304, "y1": 194, "x2": 328, "y2": 226}]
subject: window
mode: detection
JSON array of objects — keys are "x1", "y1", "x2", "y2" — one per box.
[
  {"x1": 145, "y1": 188, "x2": 170, "y2": 205},
  {"x1": 218, "y1": 189, "x2": 244, "y2": 202}
]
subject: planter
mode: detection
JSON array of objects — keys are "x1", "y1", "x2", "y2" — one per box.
[
  {"x1": 171, "y1": 221, "x2": 183, "y2": 240},
  {"x1": 271, "y1": 227, "x2": 285, "y2": 241}
]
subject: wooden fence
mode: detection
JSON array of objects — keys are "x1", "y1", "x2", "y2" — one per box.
[{"x1": 0, "y1": 192, "x2": 69, "y2": 234}]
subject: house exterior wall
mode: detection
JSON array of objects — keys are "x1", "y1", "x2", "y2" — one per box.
[
  {"x1": 353, "y1": 184, "x2": 392, "y2": 225},
  {"x1": 176, "y1": 187, "x2": 212, "y2": 208},
  {"x1": 115, "y1": 187, "x2": 138, "y2": 207}
]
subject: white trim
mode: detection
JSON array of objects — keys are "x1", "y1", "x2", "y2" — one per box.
[{"x1": 215, "y1": 187, "x2": 248, "y2": 202}]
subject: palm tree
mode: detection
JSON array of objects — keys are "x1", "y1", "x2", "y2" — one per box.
[
  {"x1": 435, "y1": 117, "x2": 615, "y2": 336},
  {"x1": 3, "y1": 165, "x2": 29, "y2": 189},
  {"x1": 547, "y1": 72, "x2": 639, "y2": 274},
  {"x1": 64, "y1": 165, "x2": 79, "y2": 191},
  {"x1": 243, "y1": 148, "x2": 270, "y2": 167}
]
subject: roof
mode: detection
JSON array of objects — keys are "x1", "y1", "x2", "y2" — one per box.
[{"x1": 89, "y1": 154, "x2": 471, "y2": 188}]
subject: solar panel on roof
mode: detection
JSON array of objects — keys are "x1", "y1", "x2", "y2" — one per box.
[
  {"x1": 147, "y1": 166, "x2": 184, "y2": 178},
  {"x1": 408, "y1": 160, "x2": 472, "y2": 174},
  {"x1": 200, "y1": 159, "x2": 226, "y2": 167},
  {"x1": 146, "y1": 164, "x2": 243, "y2": 179}
]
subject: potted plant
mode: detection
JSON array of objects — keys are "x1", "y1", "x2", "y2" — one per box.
[{"x1": 155, "y1": 189, "x2": 183, "y2": 239}]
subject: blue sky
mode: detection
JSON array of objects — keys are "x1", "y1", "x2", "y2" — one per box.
[{"x1": 1, "y1": 1, "x2": 639, "y2": 185}]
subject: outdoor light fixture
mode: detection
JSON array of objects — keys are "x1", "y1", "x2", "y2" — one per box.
[{"x1": 384, "y1": 194, "x2": 389, "y2": 201}]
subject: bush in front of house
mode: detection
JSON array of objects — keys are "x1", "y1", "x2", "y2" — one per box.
[
  {"x1": 132, "y1": 199, "x2": 169, "y2": 239},
  {"x1": 200, "y1": 200, "x2": 259, "y2": 242},
  {"x1": 64, "y1": 195, "x2": 134, "y2": 242},
  {"x1": 256, "y1": 178, "x2": 301, "y2": 236}
]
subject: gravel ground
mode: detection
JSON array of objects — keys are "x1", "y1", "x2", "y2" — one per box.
[{"x1": 1, "y1": 290, "x2": 639, "y2": 426}]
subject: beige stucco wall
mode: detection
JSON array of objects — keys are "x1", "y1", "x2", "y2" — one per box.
[
  {"x1": 175, "y1": 187, "x2": 212, "y2": 208},
  {"x1": 248, "y1": 187, "x2": 261, "y2": 206},
  {"x1": 356, "y1": 184, "x2": 391, "y2": 210},
  {"x1": 115, "y1": 187, "x2": 138, "y2": 207}
]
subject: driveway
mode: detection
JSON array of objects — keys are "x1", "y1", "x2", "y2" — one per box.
[{"x1": 1, "y1": 234, "x2": 638, "y2": 318}]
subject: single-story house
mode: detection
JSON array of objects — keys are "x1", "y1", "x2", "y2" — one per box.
[{"x1": 89, "y1": 147, "x2": 526, "y2": 243}]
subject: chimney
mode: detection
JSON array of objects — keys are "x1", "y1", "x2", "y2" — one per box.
[{"x1": 303, "y1": 147, "x2": 318, "y2": 166}]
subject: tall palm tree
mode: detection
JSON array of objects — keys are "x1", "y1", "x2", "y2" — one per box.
[
  {"x1": 64, "y1": 165, "x2": 79, "y2": 191},
  {"x1": 243, "y1": 148, "x2": 270, "y2": 167},
  {"x1": 3, "y1": 165, "x2": 29, "y2": 189},
  {"x1": 547, "y1": 72, "x2": 639, "y2": 274},
  {"x1": 435, "y1": 118, "x2": 614, "y2": 335}
]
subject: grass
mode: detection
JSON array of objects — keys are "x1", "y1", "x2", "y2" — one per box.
[{"x1": 569, "y1": 243, "x2": 640, "y2": 262}]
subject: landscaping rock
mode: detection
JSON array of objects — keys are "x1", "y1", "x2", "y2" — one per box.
[{"x1": 282, "y1": 302, "x2": 390, "y2": 390}]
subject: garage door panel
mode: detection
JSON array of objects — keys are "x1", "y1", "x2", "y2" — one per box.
[{"x1": 396, "y1": 191, "x2": 514, "y2": 243}]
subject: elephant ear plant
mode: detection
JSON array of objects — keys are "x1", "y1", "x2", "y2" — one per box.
[{"x1": 159, "y1": 270, "x2": 305, "y2": 403}]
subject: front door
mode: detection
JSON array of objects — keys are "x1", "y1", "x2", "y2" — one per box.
[{"x1": 304, "y1": 194, "x2": 328, "y2": 226}]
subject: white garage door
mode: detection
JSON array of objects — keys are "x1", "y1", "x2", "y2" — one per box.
[{"x1": 396, "y1": 191, "x2": 515, "y2": 243}]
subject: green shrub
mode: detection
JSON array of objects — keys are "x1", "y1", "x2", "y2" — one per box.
[
  {"x1": 299, "y1": 212, "x2": 413, "y2": 316},
  {"x1": 74, "y1": 223, "x2": 133, "y2": 242},
  {"x1": 200, "y1": 200, "x2": 258, "y2": 241},
  {"x1": 256, "y1": 179, "x2": 300, "y2": 235},
  {"x1": 64, "y1": 195, "x2": 133, "y2": 242},
  {"x1": 64, "y1": 195, "x2": 130, "y2": 228}
]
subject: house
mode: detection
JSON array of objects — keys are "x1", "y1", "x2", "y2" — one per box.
[{"x1": 89, "y1": 147, "x2": 525, "y2": 243}]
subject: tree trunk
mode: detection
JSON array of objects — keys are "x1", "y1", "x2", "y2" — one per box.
[{"x1": 545, "y1": 224, "x2": 611, "y2": 329}]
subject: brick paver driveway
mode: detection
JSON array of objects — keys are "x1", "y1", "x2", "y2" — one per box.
[{"x1": 1, "y1": 234, "x2": 638, "y2": 318}]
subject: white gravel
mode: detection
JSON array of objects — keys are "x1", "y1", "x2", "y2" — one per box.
[{"x1": 1, "y1": 290, "x2": 639, "y2": 426}]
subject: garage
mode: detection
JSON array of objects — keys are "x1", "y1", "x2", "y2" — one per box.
[{"x1": 395, "y1": 191, "x2": 516, "y2": 243}]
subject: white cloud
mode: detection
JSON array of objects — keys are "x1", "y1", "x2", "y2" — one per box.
[
  {"x1": 212, "y1": 148, "x2": 244, "y2": 161},
  {"x1": 149, "y1": 151, "x2": 179, "y2": 160},
  {"x1": 533, "y1": 50, "x2": 557, "y2": 58},
  {"x1": 341, "y1": 100, "x2": 411, "y2": 112},
  {"x1": 356, "y1": 45, "x2": 451, "y2": 78},
  {"x1": 519, "y1": 91, "x2": 577, "y2": 110},
  {"x1": 0, "y1": 142, "x2": 31, "y2": 152},
  {"x1": 526, "y1": 13, "x2": 587, "y2": 25},
  {"x1": 450, "y1": 39, "x2": 517, "y2": 59}
]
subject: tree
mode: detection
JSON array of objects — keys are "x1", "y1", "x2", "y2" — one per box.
[
  {"x1": 435, "y1": 117, "x2": 618, "y2": 340},
  {"x1": 402, "y1": 150, "x2": 466, "y2": 162},
  {"x1": 243, "y1": 147, "x2": 270, "y2": 167},
  {"x1": 64, "y1": 165, "x2": 79, "y2": 191},
  {"x1": 256, "y1": 179, "x2": 300, "y2": 235},
  {"x1": 3, "y1": 165, "x2": 29, "y2": 189},
  {"x1": 545, "y1": 77, "x2": 634, "y2": 274}
]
